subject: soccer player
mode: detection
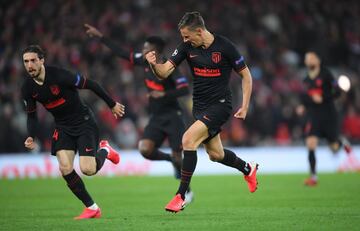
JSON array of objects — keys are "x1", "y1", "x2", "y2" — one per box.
[
  {"x1": 84, "y1": 24, "x2": 194, "y2": 203},
  {"x1": 297, "y1": 51, "x2": 352, "y2": 186},
  {"x1": 145, "y1": 12, "x2": 258, "y2": 213},
  {"x1": 22, "y1": 45, "x2": 125, "y2": 219}
]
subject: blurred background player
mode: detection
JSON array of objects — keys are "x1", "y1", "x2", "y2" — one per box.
[
  {"x1": 146, "y1": 12, "x2": 258, "y2": 213},
  {"x1": 22, "y1": 45, "x2": 125, "y2": 219},
  {"x1": 84, "y1": 24, "x2": 194, "y2": 203},
  {"x1": 297, "y1": 51, "x2": 353, "y2": 186}
]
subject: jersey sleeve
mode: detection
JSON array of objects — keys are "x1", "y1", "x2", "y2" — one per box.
[
  {"x1": 129, "y1": 52, "x2": 145, "y2": 65},
  {"x1": 168, "y1": 42, "x2": 187, "y2": 67},
  {"x1": 54, "y1": 67, "x2": 87, "y2": 89},
  {"x1": 101, "y1": 37, "x2": 144, "y2": 66},
  {"x1": 223, "y1": 38, "x2": 247, "y2": 72},
  {"x1": 55, "y1": 67, "x2": 115, "y2": 108},
  {"x1": 21, "y1": 84, "x2": 38, "y2": 138}
]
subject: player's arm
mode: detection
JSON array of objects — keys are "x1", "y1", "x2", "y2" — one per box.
[
  {"x1": 84, "y1": 24, "x2": 142, "y2": 65},
  {"x1": 234, "y1": 67, "x2": 253, "y2": 119},
  {"x1": 146, "y1": 43, "x2": 186, "y2": 80},
  {"x1": 82, "y1": 78, "x2": 125, "y2": 119},
  {"x1": 225, "y1": 39, "x2": 252, "y2": 119},
  {"x1": 146, "y1": 51, "x2": 175, "y2": 80},
  {"x1": 59, "y1": 69, "x2": 125, "y2": 118},
  {"x1": 22, "y1": 86, "x2": 38, "y2": 150}
]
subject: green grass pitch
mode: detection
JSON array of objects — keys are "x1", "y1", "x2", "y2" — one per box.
[{"x1": 1, "y1": 173, "x2": 359, "y2": 231}]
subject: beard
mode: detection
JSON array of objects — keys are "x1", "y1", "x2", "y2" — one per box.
[{"x1": 28, "y1": 68, "x2": 41, "y2": 78}]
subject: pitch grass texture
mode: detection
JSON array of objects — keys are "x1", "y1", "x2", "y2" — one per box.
[{"x1": 1, "y1": 173, "x2": 359, "y2": 231}]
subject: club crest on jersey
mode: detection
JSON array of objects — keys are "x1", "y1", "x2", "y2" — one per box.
[
  {"x1": 50, "y1": 85, "x2": 60, "y2": 95},
  {"x1": 212, "y1": 52, "x2": 221, "y2": 63}
]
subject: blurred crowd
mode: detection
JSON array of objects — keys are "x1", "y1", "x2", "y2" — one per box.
[{"x1": 1, "y1": 0, "x2": 360, "y2": 153}]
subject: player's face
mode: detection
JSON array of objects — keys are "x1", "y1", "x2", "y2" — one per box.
[
  {"x1": 142, "y1": 42, "x2": 157, "y2": 57},
  {"x1": 304, "y1": 52, "x2": 321, "y2": 71},
  {"x1": 180, "y1": 27, "x2": 203, "y2": 47},
  {"x1": 23, "y1": 52, "x2": 44, "y2": 78}
]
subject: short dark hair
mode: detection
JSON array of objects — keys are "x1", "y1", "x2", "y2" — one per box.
[
  {"x1": 22, "y1": 45, "x2": 45, "y2": 59},
  {"x1": 178, "y1": 11, "x2": 205, "y2": 30},
  {"x1": 145, "y1": 36, "x2": 166, "y2": 53}
]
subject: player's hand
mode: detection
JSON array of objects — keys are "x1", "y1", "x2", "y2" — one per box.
[
  {"x1": 24, "y1": 137, "x2": 36, "y2": 150},
  {"x1": 148, "y1": 90, "x2": 165, "y2": 98},
  {"x1": 145, "y1": 51, "x2": 157, "y2": 65},
  {"x1": 111, "y1": 102, "x2": 125, "y2": 119},
  {"x1": 234, "y1": 107, "x2": 248, "y2": 120},
  {"x1": 84, "y1": 24, "x2": 103, "y2": 38},
  {"x1": 311, "y1": 94, "x2": 323, "y2": 104}
]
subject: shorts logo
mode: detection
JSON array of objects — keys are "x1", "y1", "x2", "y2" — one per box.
[
  {"x1": 85, "y1": 148, "x2": 93, "y2": 152},
  {"x1": 50, "y1": 85, "x2": 60, "y2": 95},
  {"x1": 212, "y1": 52, "x2": 221, "y2": 63}
]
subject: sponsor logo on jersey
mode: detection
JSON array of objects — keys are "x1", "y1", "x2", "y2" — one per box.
[
  {"x1": 193, "y1": 67, "x2": 221, "y2": 77},
  {"x1": 50, "y1": 85, "x2": 60, "y2": 95},
  {"x1": 212, "y1": 52, "x2": 222, "y2": 63}
]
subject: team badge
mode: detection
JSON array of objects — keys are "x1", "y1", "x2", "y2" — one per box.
[
  {"x1": 50, "y1": 85, "x2": 60, "y2": 95},
  {"x1": 212, "y1": 52, "x2": 221, "y2": 63}
]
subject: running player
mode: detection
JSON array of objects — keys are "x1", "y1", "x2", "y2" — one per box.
[
  {"x1": 297, "y1": 51, "x2": 352, "y2": 186},
  {"x1": 145, "y1": 12, "x2": 258, "y2": 213},
  {"x1": 22, "y1": 45, "x2": 125, "y2": 219},
  {"x1": 84, "y1": 24, "x2": 194, "y2": 203}
]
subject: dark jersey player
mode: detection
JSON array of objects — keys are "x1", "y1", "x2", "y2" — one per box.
[
  {"x1": 297, "y1": 51, "x2": 352, "y2": 186},
  {"x1": 145, "y1": 12, "x2": 258, "y2": 213},
  {"x1": 84, "y1": 24, "x2": 194, "y2": 204},
  {"x1": 21, "y1": 45, "x2": 125, "y2": 219}
]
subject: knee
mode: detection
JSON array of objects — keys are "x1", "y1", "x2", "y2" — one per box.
[
  {"x1": 59, "y1": 164, "x2": 73, "y2": 176},
  {"x1": 80, "y1": 165, "x2": 96, "y2": 176},
  {"x1": 182, "y1": 134, "x2": 198, "y2": 150},
  {"x1": 138, "y1": 142, "x2": 154, "y2": 158}
]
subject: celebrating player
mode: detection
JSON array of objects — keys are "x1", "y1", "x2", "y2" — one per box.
[
  {"x1": 84, "y1": 24, "x2": 194, "y2": 203},
  {"x1": 297, "y1": 51, "x2": 353, "y2": 186},
  {"x1": 21, "y1": 45, "x2": 125, "y2": 219},
  {"x1": 145, "y1": 12, "x2": 258, "y2": 213}
]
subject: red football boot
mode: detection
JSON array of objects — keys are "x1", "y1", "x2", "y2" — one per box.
[
  {"x1": 304, "y1": 177, "x2": 318, "y2": 186},
  {"x1": 165, "y1": 194, "x2": 185, "y2": 213},
  {"x1": 244, "y1": 162, "x2": 259, "y2": 193},
  {"x1": 100, "y1": 140, "x2": 120, "y2": 164},
  {"x1": 74, "y1": 208, "x2": 101, "y2": 220}
]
